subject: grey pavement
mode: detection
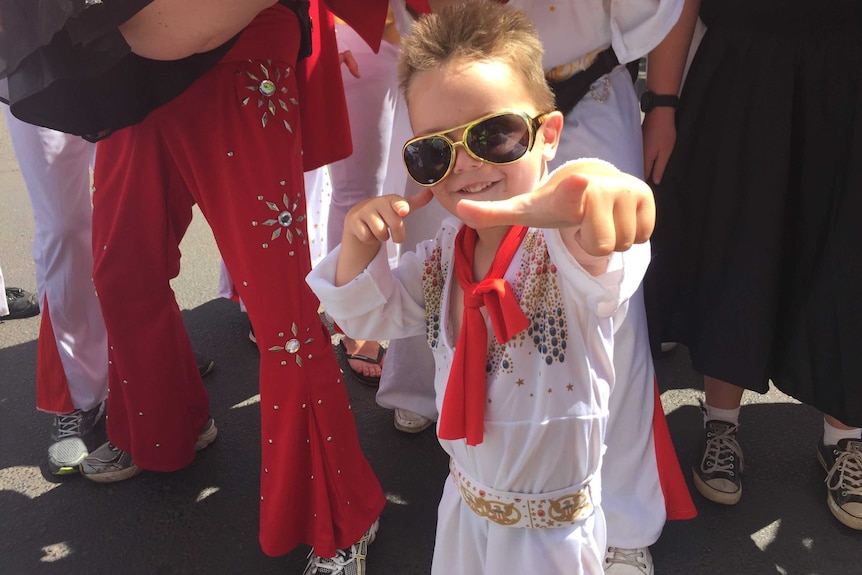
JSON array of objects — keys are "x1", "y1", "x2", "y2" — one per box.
[{"x1": 0, "y1": 116, "x2": 858, "y2": 575}]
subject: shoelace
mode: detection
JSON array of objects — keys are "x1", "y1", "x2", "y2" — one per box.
[
  {"x1": 825, "y1": 445, "x2": 862, "y2": 497},
  {"x1": 306, "y1": 544, "x2": 361, "y2": 574},
  {"x1": 605, "y1": 547, "x2": 647, "y2": 570},
  {"x1": 54, "y1": 410, "x2": 85, "y2": 439},
  {"x1": 701, "y1": 423, "x2": 742, "y2": 475}
]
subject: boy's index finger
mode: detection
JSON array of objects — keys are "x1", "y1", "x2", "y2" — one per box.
[
  {"x1": 541, "y1": 172, "x2": 589, "y2": 225},
  {"x1": 402, "y1": 188, "x2": 434, "y2": 214},
  {"x1": 454, "y1": 196, "x2": 524, "y2": 228},
  {"x1": 386, "y1": 189, "x2": 434, "y2": 245}
]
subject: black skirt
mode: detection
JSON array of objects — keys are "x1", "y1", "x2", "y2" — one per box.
[{"x1": 647, "y1": 0, "x2": 862, "y2": 426}]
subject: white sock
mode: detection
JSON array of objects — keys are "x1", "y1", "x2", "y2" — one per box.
[
  {"x1": 822, "y1": 420, "x2": 862, "y2": 446},
  {"x1": 704, "y1": 403, "x2": 740, "y2": 426}
]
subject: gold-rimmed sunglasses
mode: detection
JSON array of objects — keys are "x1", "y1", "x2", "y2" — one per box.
[{"x1": 402, "y1": 110, "x2": 549, "y2": 186}]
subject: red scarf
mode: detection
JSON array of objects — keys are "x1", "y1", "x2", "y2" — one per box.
[{"x1": 438, "y1": 225, "x2": 530, "y2": 446}]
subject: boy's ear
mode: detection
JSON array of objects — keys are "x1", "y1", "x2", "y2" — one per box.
[{"x1": 539, "y1": 111, "x2": 564, "y2": 161}]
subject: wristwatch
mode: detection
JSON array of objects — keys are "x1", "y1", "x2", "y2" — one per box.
[{"x1": 640, "y1": 91, "x2": 679, "y2": 113}]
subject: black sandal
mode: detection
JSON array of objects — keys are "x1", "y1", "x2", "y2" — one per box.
[{"x1": 338, "y1": 340, "x2": 385, "y2": 387}]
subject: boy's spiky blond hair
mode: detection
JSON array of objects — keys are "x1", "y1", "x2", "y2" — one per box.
[{"x1": 398, "y1": 0, "x2": 555, "y2": 112}]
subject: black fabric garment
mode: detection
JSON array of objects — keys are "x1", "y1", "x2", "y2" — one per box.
[
  {"x1": 0, "y1": 0, "x2": 154, "y2": 84},
  {"x1": 646, "y1": 0, "x2": 862, "y2": 426},
  {"x1": 0, "y1": 0, "x2": 311, "y2": 141},
  {"x1": 5, "y1": 39, "x2": 237, "y2": 141}
]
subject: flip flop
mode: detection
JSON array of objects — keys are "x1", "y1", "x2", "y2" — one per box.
[{"x1": 338, "y1": 340, "x2": 385, "y2": 387}]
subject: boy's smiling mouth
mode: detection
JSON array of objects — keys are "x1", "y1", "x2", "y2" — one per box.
[{"x1": 459, "y1": 181, "x2": 496, "y2": 194}]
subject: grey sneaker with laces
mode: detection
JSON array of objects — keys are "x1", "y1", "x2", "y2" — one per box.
[
  {"x1": 80, "y1": 441, "x2": 141, "y2": 483},
  {"x1": 817, "y1": 438, "x2": 862, "y2": 530},
  {"x1": 47, "y1": 401, "x2": 106, "y2": 475},
  {"x1": 604, "y1": 546, "x2": 654, "y2": 575},
  {"x1": 693, "y1": 418, "x2": 744, "y2": 505},
  {"x1": 81, "y1": 417, "x2": 218, "y2": 483},
  {"x1": 302, "y1": 518, "x2": 379, "y2": 575}
]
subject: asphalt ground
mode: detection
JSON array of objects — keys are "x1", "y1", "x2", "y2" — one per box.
[{"x1": 0, "y1": 116, "x2": 859, "y2": 575}]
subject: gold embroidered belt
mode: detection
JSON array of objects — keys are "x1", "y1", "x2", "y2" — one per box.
[
  {"x1": 545, "y1": 47, "x2": 605, "y2": 83},
  {"x1": 449, "y1": 459, "x2": 595, "y2": 529}
]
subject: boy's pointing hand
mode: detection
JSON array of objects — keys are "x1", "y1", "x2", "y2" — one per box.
[{"x1": 454, "y1": 159, "x2": 655, "y2": 256}]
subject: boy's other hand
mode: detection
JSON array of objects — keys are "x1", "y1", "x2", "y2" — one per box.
[
  {"x1": 454, "y1": 159, "x2": 655, "y2": 256},
  {"x1": 336, "y1": 189, "x2": 433, "y2": 287},
  {"x1": 345, "y1": 189, "x2": 434, "y2": 245}
]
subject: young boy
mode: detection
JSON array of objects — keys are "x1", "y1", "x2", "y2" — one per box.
[{"x1": 307, "y1": 2, "x2": 654, "y2": 573}]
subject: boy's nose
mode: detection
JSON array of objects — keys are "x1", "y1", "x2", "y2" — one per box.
[{"x1": 451, "y1": 143, "x2": 482, "y2": 174}]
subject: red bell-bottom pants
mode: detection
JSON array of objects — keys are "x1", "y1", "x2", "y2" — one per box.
[{"x1": 91, "y1": 6, "x2": 384, "y2": 559}]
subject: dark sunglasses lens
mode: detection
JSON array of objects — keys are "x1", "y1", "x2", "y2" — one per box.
[
  {"x1": 404, "y1": 136, "x2": 452, "y2": 185},
  {"x1": 466, "y1": 114, "x2": 531, "y2": 163}
]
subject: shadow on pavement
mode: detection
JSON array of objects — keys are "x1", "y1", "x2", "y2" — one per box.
[{"x1": 1, "y1": 302, "x2": 858, "y2": 574}]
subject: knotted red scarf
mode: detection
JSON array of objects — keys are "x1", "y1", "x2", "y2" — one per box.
[{"x1": 438, "y1": 225, "x2": 530, "y2": 446}]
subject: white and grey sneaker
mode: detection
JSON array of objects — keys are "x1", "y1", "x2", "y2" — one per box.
[
  {"x1": 303, "y1": 519, "x2": 379, "y2": 575},
  {"x1": 604, "y1": 546, "x2": 654, "y2": 575},
  {"x1": 194, "y1": 417, "x2": 219, "y2": 451},
  {"x1": 47, "y1": 401, "x2": 106, "y2": 475},
  {"x1": 81, "y1": 417, "x2": 217, "y2": 483},
  {"x1": 80, "y1": 441, "x2": 141, "y2": 483},
  {"x1": 393, "y1": 408, "x2": 433, "y2": 434}
]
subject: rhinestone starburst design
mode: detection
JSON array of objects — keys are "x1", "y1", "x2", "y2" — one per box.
[
  {"x1": 241, "y1": 60, "x2": 299, "y2": 131},
  {"x1": 269, "y1": 322, "x2": 314, "y2": 367},
  {"x1": 252, "y1": 185, "x2": 306, "y2": 251}
]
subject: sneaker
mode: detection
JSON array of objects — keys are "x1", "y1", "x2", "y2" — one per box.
[
  {"x1": 2, "y1": 287, "x2": 40, "y2": 320},
  {"x1": 604, "y1": 546, "x2": 654, "y2": 575},
  {"x1": 47, "y1": 401, "x2": 106, "y2": 475},
  {"x1": 81, "y1": 417, "x2": 217, "y2": 483},
  {"x1": 302, "y1": 518, "x2": 379, "y2": 575},
  {"x1": 817, "y1": 438, "x2": 862, "y2": 530},
  {"x1": 693, "y1": 418, "x2": 744, "y2": 505},
  {"x1": 393, "y1": 408, "x2": 434, "y2": 434},
  {"x1": 194, "y1": 417, "x2": 218, "y2": 451},
  {"x1": 659, "y1": 341, "x2": 678, "y2": 353},
  {"x1": 194, "y1": 352, "x2": 215, "y2": 378},
  {"x1": 80, "y1": 441, "x2": 141, "y2": 483}
]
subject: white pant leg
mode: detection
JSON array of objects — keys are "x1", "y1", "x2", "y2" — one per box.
[
  {"x1": 384, "y1": 87, "x2": 411, "y2": 199},
  {"x1": 0, "y1": 264, "x2": 8, "y2": 316},
  {"x1": 326, "y1": 23, "x2": 400, "y2": 252},
  {"x1": 601, "y1": 284, "x2": 665, "y2": 548},
  {"x1": 4, "y1": 108, "x2": 107, "y2": 412},
  {"x1": 550, "y1": 67, "x2": 665, "y2": 548},
  {"x1": 303, "y1": 167, "x2": 329, "y2": 268}
]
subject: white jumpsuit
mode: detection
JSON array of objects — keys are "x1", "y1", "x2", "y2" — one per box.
[{"x1": 309, "y1": 201, "x2": 651, "y2": 573}]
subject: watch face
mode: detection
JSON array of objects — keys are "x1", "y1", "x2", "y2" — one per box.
[
  {"x1": 640, "y1": 91, "x2": 654, "y2": 112},
  {"x1": 640, "y1": 91, "x2": 677, "y2": 112}
]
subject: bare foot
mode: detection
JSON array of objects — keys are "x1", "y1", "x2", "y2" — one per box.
[{"x1": 342, "y1": 337, "x2": 384, "y2": 379}]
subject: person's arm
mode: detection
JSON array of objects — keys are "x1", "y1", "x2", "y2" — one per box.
[
  {"x1": 118, "y1": 0, "x2": 278, "y2": 61},
  {"x1": 642, "y1": 0, "x2": 700, "y2": 183},
  {"x1": 335, "y1": 189, "x2": 434, "y2": 286}
]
